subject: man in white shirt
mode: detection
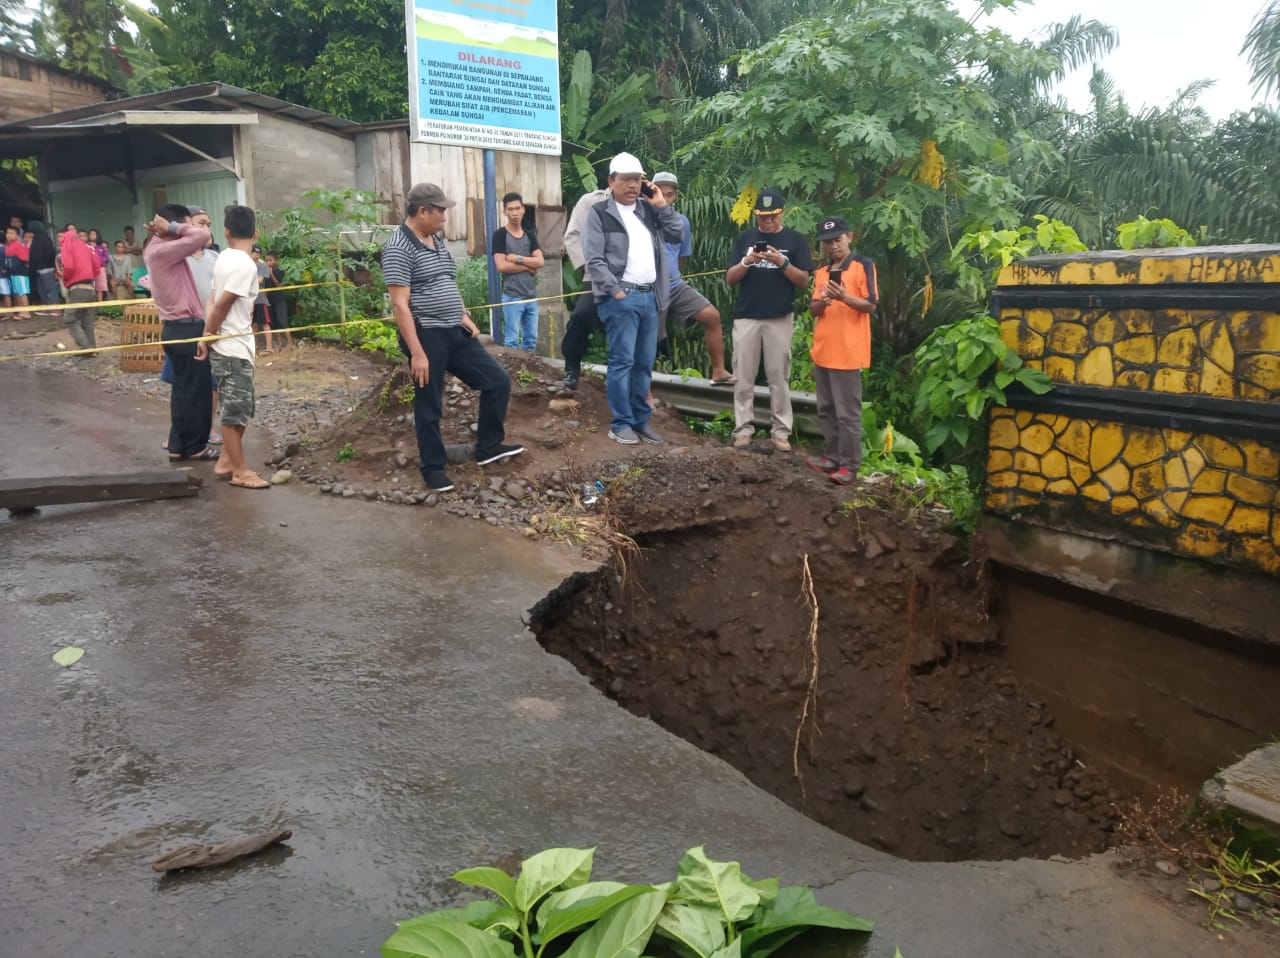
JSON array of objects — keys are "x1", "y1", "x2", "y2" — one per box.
[
  {"x1": 581, "y1": 152, "x2": 683, "y2": 445},
  {"x1": 196, "y1": 204, "x2": 269, "y2": 489}
]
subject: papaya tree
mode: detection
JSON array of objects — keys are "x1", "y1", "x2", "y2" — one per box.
[{"x1": 681, "y1": 0, "x2": 1073, "y2": 354}]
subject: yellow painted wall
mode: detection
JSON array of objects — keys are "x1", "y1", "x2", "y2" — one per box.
[{"x1": 988, "y1": 247, "x2": 1280, "y2": 576}]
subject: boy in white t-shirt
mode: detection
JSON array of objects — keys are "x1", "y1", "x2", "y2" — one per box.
[{"x1": 196, "y1": 205, "x2": 268, "y2": 489}]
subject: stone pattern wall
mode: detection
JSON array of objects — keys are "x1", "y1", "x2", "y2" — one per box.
[
  {"x1": 988, "y1": 252, "x2": 1280, "y2": 577},
  {"x1": 1000, "y1": 308, "x2": 1279, "y2": 401},
  {"x1": 986, "y1": 409, "x2": 1280, "y2": 574}
]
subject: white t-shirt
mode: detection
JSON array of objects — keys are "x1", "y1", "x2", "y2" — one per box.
[
  {"x1": 616, "y1": 201, "x2": 657, "y2": 285},
  {"x1": 188, "y1": 247, "x2": 219, "y2": 309},
  {"x1": 210, "y1": 247, "x2": 258, "y2": 363}
]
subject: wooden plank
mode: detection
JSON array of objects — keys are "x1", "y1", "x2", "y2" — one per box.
[{"x1": 0, "y1": 470, "x2": 201, "y2": 512}]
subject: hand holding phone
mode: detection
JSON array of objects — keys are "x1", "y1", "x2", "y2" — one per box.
[
  {"x1": 752, "y1": 242, "x2": 770, "y2": 254},
  {"x1": 828, "y1": 268, "x2": 843, "y2": 287},
  {"x1": 640, "y1": 181, "x2": 655, "y2": 198}
]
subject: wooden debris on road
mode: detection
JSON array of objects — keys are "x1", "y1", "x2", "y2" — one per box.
[
  {"x1": 1, "y1": 469, "x2": 201, "y2": 515},
  {"x1": 151, "y1": 827, "x2": 293, "y2": 873}
]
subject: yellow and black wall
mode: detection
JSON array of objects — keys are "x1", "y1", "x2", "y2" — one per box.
[{"x1": 986, "y1": 246, "x2": 1280, "y2": 578}]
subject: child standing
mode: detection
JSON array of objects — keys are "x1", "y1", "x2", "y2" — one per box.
[
  {"x1": 198, "y1": 205, "x2": 269, "y2": 489},
  {"x1": 4, "y1": 226, "x2": 32, "y2": 319},
  {"x1": 806, "y1": 215, "x2": 878, "y2": 486}
]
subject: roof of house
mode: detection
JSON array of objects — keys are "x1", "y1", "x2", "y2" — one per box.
[{"x1": 0, "y1": 81, "x2": 360, "y2": 135}]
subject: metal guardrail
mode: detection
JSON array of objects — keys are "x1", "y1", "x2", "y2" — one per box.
[{"x1": 577, "y1": 362, "x2": 821, "y2": 436}]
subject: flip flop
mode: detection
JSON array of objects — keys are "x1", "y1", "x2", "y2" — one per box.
[
  {"x1": 207, "y1": 433, "x2": 224, "y2": 445},
  {"x1": 229, "y1": 475, "x2": 270, "y2": 489},
  {"x1": 171, "y1": 447, "x2": 219, "y2": 462},
  {"x1": 711, "y1": 375, "x2": 737, "y2": 386}
]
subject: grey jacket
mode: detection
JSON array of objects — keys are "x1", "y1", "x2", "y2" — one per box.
[
  {"x1": 564, "y1": 189, "x2": 608, "y2": 277},
  {"x1": 583, "y1": 194, "x2": 683, "y2": 312}
]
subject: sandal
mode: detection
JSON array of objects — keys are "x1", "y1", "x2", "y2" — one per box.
[
  {"x1": 711, "y1": 375, "x2": 737, "y2": 386},
  {"x1": 229, "y1": 474, "x2": 270, "y2": 489}
]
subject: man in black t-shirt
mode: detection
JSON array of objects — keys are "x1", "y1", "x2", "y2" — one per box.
[{"x1": 724, "y1": 188, "x2": 814, "y2": 451}]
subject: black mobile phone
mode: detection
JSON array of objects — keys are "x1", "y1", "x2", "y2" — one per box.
[
  {"x1": 828, "y1": 268, "x2": 844, "y2": 287},
  {"x1": 640, "y1": 183, "x2": 655, "y2": 198},
  {"x1": 753, "y1": 242, "x2": 770, "y2": 253}
]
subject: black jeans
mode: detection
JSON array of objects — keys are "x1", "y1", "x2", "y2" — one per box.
[
  {"x1": 162, "y1": 318, "x2": 213, "y2": 457},
  {"x1": 400, "y1": 325, "x2": 511, "y2": 477},
  {"x1": 561, "y1": 287, "x2": 602, "y2": 369}
]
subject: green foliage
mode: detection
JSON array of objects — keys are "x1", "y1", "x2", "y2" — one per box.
[
  {"x1": 455, "y1": 256, "x2": 493, "y2": 333},
  {"x1": 123, "y1": 0, "x2": 408, "y2": 121},
  {"x1": 1114, "y1": 215, "x2": 1195, "y2": 250},
  {"x1": 912, "y1": 315, "x2": 1052, "y2": 461},
  {"x1": 336, "y1": 442, "x2": 356, "y2": 463},
  {"x1": 857, "y1": 407, "x2": 981, "y2": 534},
  {"x1": 680, "y1": 1, "x2": 1063, "y2": 355},
  {"x1": 515, "y1": 367, "x2": 537, "y2": 387},
  {"x1": 383, "y1": 845, "x2": 873, "y2": 958},
  {"x1": 257, "y1": 188, "x2": 388, "y2": 338},
  {"x1": 686, "y1": 409, "x2": 736, "y2": 440},
  {"x1": 950, "y1": 215, "x2": 1087, "y2": 302}
]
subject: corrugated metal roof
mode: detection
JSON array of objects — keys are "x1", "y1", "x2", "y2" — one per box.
[{"x1": 0, "y1": 82, "x2": 359, "y2": 135}]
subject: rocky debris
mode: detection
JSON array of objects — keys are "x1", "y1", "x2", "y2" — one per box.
[
  {"x1": 269, "y1": 469, "x2": 292, "y2": 486},
  {"x1": 1201, "y1": 743, "x2": 1280, "y2": 839}
]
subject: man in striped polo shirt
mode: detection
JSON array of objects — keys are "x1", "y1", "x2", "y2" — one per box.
[{"x1": 385, "y1": 182, "x2": 523, "y2": 493}]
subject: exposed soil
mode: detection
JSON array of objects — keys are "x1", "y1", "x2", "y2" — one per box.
[
  {"x1": 529, "y1": 461, "x2": 1124, "y2": 863},
  {"x1": 2, "y1": 324, "x2": 1147, "y2": 865}
]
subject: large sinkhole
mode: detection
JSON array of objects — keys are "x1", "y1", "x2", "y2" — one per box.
[{"x1": 530, "y1": 502, "x2": 1129, "y2": 863}]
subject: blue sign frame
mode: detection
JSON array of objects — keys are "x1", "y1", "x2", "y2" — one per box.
[{"x1": 406, "y1": 0, "x2": 562, "y2": 155}]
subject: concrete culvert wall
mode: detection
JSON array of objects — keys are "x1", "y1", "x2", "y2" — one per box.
[{"x1": 530, "y1": 501, "x2": 1128, "y2": 863}]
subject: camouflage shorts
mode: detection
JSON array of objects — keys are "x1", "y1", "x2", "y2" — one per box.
[{"x1": 210, "y1": 354, "x2": 256, "y2": 426}]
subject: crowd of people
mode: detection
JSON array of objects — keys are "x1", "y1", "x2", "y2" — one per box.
[
  {"x1": 559, "y1": 153, "x2": 878, "y2": 485},
  {"x1": 394, "y1": 156, "x2": 877, "y2": 493}
]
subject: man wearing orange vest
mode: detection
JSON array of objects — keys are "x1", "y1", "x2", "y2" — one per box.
[{"x1": 807, "y1": 215, "x2": 877, "y2": 486}]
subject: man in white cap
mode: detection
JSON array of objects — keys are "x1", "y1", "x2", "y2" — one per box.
[
  {"x1": 582, "y1": 152, "x2": 683, "y2": 445},
  {"x1": 651, "y1": 171, "x2": 733, "y2": 385},
  {"x1": 384, "y1": 182, "x2": 523, "y2": 492}
]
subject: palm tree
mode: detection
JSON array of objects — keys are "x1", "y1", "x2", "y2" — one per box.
[{"x1": 1245, "y1": 1, "x2": 1280, "y2": 99}]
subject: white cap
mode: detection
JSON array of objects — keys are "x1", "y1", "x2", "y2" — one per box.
[
  {"x1": 652, "y1": 171, "x2": 678, "y2": 186},
  {"x1": 609, "y1": 152, "x2": 645, "y2": 175}
]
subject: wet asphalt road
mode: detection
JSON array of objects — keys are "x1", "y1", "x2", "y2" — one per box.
[{"x1": 0, "y1": 365, "x2": 1261, "y2": 958}]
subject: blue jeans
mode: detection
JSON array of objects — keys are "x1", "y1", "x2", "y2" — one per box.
[
  {"x1": 598, "y1": 289, "x2": 658, "y2": 432},
  {"x1": 501, "y1": 294, "x2": 539, "y2": 351}
]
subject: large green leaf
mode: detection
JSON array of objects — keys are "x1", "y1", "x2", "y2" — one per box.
[
  {"x1": 584, "y1": 72, "x2": 650, "y2": 142},
  {"x1": 453, "y1": 867, "x2": 518, "y2": 909},
  {"x1": 564, "y1": 49, "x2": 593, "y2": 141},
  {"x1": 653, "y1": 902, "x2": 726, "y2": 958},
  {"x1": 515, "y1": 847, "x2": 595, "y2": 912},
  {"x1": 738, "y1": 885, "x2": 874, "y2": 958},
  {"x1": 382, "y1": 917, "x2": 518, "y2": 958},
  {"x1": 559, "y1": 889, "x2": 668, "y2": 958},
  {"x1": 572, "y1": 154, "x2": 598, "y2": 194},
  {"x1": 537, "y1": 883, "x2": 656, "y2": 955},
  {"x1": 708, "y1": 941, "x2": 741, "y2": 958},
  {"x1": 398, "y1": 900, "x2": 515, "y2": 935},
  {"x1": 673, "y1": 847, "x2": 760, "y2": 926}
]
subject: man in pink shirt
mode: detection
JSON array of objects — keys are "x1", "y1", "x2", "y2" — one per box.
[
  {"x1": 144, "y1": 204, "x2": 216, "y2": 461},
  {"x1": 59, "y1": 225, "x2": 99, "y2": 350}
]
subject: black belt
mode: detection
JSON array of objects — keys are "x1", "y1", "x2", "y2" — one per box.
[{"x1": 619, "y1": 282, "x2": 654, "y2": 291}]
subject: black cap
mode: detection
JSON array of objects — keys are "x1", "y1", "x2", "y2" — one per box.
[
  {"x1": 816, "y1": 215, "x2": 850, "y2": 240},
  {"x1": 252, "y1": 244, "x2": 263, "y2": 254},
  {"x1": 753, "y1": 188, "x2": 785, "y2": 213}
]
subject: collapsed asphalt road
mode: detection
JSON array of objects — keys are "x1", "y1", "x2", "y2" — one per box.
[{"x1": 0, "y1": 364, "x2": 1258, "y2": 958}]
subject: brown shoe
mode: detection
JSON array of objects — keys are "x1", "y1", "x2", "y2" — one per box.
[{"x1": 733, "y1": 433, "x2": 751, "y2": 448}]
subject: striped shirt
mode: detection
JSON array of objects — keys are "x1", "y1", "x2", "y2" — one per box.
[{"x1": 382, "y1": 223, "x2": 465, "y2": 329}]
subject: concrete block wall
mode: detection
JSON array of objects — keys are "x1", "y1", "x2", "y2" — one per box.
[{"x1": 246, "y1": 113, "x2": 357, "y2": 213}]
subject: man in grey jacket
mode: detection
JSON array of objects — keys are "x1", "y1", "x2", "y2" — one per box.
[
  {"x1": 583, "y1": 151, "x2": 683, "y2": 445},
  {"x1": 560, "y1": 186, "x2": 608, "y2": 389}
]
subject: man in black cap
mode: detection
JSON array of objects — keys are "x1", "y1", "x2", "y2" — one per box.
[
  {"x1": 384, "y1": 182, "x2": 523, "y2": 492},
  {"x1": 724, "y1": 188, "x2": 814, "y2": 451}
]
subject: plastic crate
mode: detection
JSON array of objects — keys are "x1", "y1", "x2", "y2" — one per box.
[{"x1": 119, "y1": 301, "x2": 164, "y2": 373}]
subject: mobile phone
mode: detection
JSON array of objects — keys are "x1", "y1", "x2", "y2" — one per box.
[
  {"x1": 752, "y1": 242, "x2": 770, "y2": 253},
  {"x1": 828, "y1": 268, "x2": 843, "y2": 287},
  {"x1": 640, "y1": 183, "x2": 655, "y2": 198}
]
